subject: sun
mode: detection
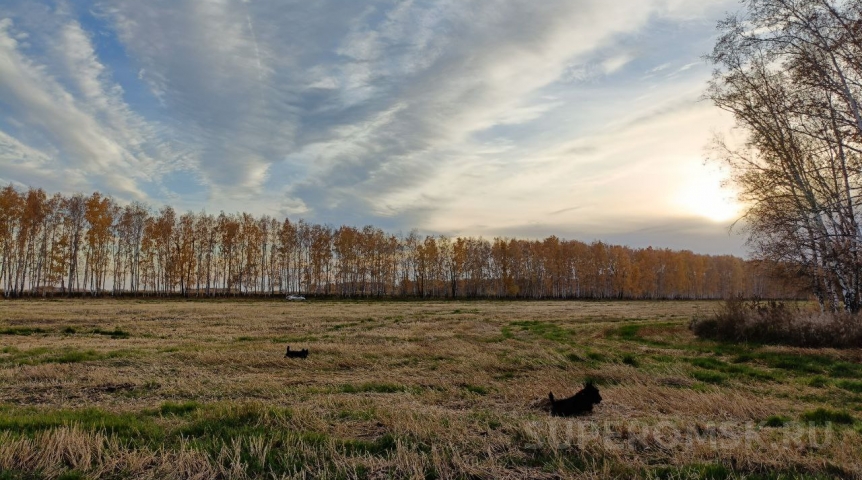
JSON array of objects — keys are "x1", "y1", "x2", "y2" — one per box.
[{"x1": 673, "y1": 168, "x2": 740, "y2": 223}]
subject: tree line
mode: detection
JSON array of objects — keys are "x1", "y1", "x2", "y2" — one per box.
[{"x1": 0, "y1": 185, "x2": 796, "y2": 299}]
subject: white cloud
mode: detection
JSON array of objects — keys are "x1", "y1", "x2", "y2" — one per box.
[
  {"x1": 648, "y1": 62, "x2": 672, "y2": 74},
  {"x1": 602, "y1": 53, "x2": 635, "y2": 75},
  {"x1": 0, "y1": 16, "x2": 179, "y2": 200},
  {"x1": 0, "y1": 128, "x2": 52, "y2": 167},
  {"x1": 100, "y1": 0, "x2": 294, "y2": 194},
  {"x1": 0, "y1": 0, "x2": 748, "y2": 254}
]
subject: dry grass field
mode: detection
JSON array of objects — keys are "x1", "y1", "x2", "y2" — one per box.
[{"x1": 0, "y1": 299, "x2": 861, "y2": 479}]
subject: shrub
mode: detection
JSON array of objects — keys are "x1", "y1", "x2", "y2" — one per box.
[{"x1": 690, "y1": 297, "x2": 862, "y2": 348}]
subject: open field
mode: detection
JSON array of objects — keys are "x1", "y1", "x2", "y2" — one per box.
[{"x1": 0, "y1": 300, "x2": 861, "y2": 479}]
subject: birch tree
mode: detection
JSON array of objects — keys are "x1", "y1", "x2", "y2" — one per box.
[{"x1": 707, "y1": 0, "x2": 862, "y2": 311}]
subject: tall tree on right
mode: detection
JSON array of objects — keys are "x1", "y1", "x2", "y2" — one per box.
[{"x1": 706, "y1": 0, "x2": 862, "y2": 312}]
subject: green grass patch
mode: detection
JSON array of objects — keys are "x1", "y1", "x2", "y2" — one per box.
[
  {"x1": 586, "y1": 351, "x2": 607, "y2": 362},
  {"x1": 801, "y1": 408, "x2": 855, "y2": 425},
  {"x1": 158, "y1": 401, "x2": 201, "y2": 416},
  {"x1": 461, "y1": 384, "x2": 488, "y2": 395},
  {"x1": 0, "y1": 327, "x2": 49, "y2": 336},
  {"x1": 606, "y1": 322, "x2": 678, "y2": 347},
  {"x1": 0, "y1": 347, "x2": 131, "y2": 366},
  {"x1": 732, "y1": 353, "x2": 754, "y2": 363},
  {"x1": 621, "y1": 354, "x2": 639, "y2": 367},
  {"x1": 712, "y1": 349, "x2": 861, "y2": 379},
  {"x1": 510, "y1": 321, "x2": 574, "y2": 344},
  {"x1": 328, "y1": 323, "x2": 358, "y2": 331},
  {"x1": 687, "y1": 357, "x2": 775, "y2": 381},
  {"x1": 93, "y1": 328, "x2": 132, "y2": 338},
  {"x1": 340, "y1": 382, "x2": 408, "y2": 394},
  {"x1": 691, "y1": 370, "x2": 727, "y2": 384},
  {"x1": 583, "y1": 375, "x2": 620, "y2": 386},
  {"x1": 613, "y1": 324, "x2": 641, "y2": 340},
  {"x1": 173, "y1": 404, "x2": 340, "y2": 476},
  {"x1": 469, "y1": 410, "x2": 503, "y2": 430},
  {"x1": 649, "y1": 463, "x2": 731, "y2": 480},
  {"x1": 0, "y1": 407, "x2": 164, "y2": 446},
  {"x1": 696, "y1": 342, "x2": 752, "y2": 357},
  {"x1": 837, "y1": 380, "x2": 862, "y2": 393},
  {"x1": 727, "y1": 364, "x2": 776, "y2": 381},
  {"x1": 170, "y1": 402, "x2": 411, "y2": 475},
  {"x1": 341, "y1": 433, "x2": 399, "y2": 456},
  {"x1": 565, "y1": 352, "x2": 584, "y2": 362},
  {"x1": 689, "y1": 357, "x2": 727, "y2": 370},
  {"x1": 763, "y1": 415, "x2": 790, "y2": 427},
  {"x1": 176, "y1": 403, "x2": 282, "y2": 438},
  {"x1": 54, "y1": 350, "x2": 106, "y2": 363},
  {"x1": 828, "y1": 362, "x2": 862, "y2": 378},
  {"x1": 270, "y1": 335, "x2": 319, "y2": 343},
  {"x1": 809, "y1": 376, "x2": 829, "y2": 388},
  {"x1": 756, "y1": 352, "x2": 835, "y2": 375},
  {"x1": 57, "y1": 471, "x2": 86, "y2": 480},
  {"x1": 2, "y1": 346, "x2": 30, "y2": 356},
  {"x1": 337, "y1": 409, "x2": 375, "y2": 421},
  {"x1": 91, "y1": 328, "x2": 131, "y2": 339},
  {"x1": 649, "y1": 463, "x2": 834, "y2": 480}
]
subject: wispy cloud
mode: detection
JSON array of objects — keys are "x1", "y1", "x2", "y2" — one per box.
[
  {"x1": 0, "y1": 15, "x2": 173, "y2": 199},
  {"x1": 0, "y1": 0, "x2": 745, "y2": 254}
]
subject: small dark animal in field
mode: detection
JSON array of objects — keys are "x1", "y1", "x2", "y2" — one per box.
[
  {"x1": 549, "y1": 382, "x2": 602, "y2": 417},
  {"x1": 284, "y1": 346, "x2": 309, "y2": 359}
]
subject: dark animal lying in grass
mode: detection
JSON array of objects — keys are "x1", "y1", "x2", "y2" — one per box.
[
  {"x1": 284, "y1": 346, "x2": 309, "y2": 359},
  {"x1": 548, "y1": 382, "x2": 602, "y2": 417}
]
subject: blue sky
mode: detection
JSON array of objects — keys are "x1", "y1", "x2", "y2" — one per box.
[{"x1": 0, "y1": 0, "x2": 747, "y2": 255}]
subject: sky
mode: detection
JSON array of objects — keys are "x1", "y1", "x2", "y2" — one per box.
[{"x1": 0, "y1": 0, "x2": 749, "y2": 255}]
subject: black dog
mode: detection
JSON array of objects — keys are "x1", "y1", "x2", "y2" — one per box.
[
  {"x1": 284, "y1": 346, "x2": 309, "y2": 359},
  {"x1": 548, "y1": 382, "x2": 602, "y2": 417}
]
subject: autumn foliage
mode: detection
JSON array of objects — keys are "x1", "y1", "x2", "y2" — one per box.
[{"x1": 0, "y1": 185, "x2": 796, "y2": 299}]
